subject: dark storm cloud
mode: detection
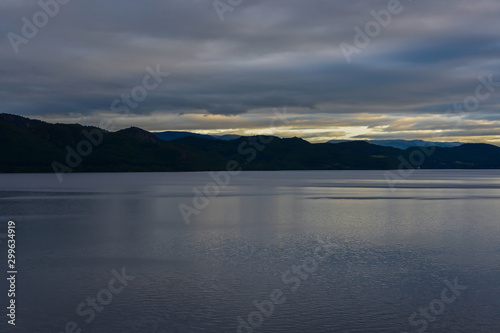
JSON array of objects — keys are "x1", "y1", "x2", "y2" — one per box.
[{"x1": 1, "y1": 0, "x2": 500, "y2": 130}]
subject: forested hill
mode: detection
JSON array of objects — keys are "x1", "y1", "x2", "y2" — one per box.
[{"x1": 1, "y1": 113, "x2": 500, "y2": 173}]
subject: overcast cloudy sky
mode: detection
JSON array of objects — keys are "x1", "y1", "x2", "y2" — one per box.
[{"x1": 2, "y1": 0, "x2": 500, "y2": 143}]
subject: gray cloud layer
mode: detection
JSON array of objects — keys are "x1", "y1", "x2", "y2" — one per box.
[{"x1": 1, "y1": 0, "x2": 500, "y2": 141}]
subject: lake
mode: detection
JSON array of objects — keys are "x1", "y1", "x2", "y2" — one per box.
[{"x1": 0, "y1": 170, "x2": 499, "y2": 332}]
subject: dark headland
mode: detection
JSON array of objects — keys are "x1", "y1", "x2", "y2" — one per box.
[{"x1": 1, "y1": 113, "x2": 500, "y2": 173}]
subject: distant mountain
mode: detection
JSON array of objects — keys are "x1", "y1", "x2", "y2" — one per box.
[
  {"x1": 153, "y1": 131, "x2": 215, "y2": 141},
  {"x1": 328, "y1": 139, "x2": 464, "y2": 150},
  {"x1": 153, "y1": 131, "x2": 240, "y2": 141},
  {"x1": 214, "y1": 134, "x2": 242, "y2": 141},
  {"x1": 1, "y1": 114, "x2": 500, "y2": 173}
]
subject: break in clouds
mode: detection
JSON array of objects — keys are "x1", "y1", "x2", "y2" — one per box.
[{"x1": 1, "y1": 0, "x2": 500, "y2": 142}]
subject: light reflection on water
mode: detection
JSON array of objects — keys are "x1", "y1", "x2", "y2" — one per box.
[{"x1": 0, "y1": 170, "x2": 499, "y2": 332}]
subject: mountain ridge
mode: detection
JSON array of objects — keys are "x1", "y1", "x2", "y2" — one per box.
[
  {"x1": 1, "y1": 113, "x2": 500, "y2": 173},
  {"x1": 153, "y1": 131, "x2": 241, "y2": 142},
  {"x1": 327, "y1": 139, "x2": 465, "y2": 149}
]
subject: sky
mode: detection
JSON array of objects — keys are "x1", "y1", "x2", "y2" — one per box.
[{"x1": 1, "y1": 0, "x2": 500, "y2": 143}]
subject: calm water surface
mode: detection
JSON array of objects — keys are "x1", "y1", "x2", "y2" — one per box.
[{"x1": 0, "y1": 170, "x2": 499, "y2": 332}]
